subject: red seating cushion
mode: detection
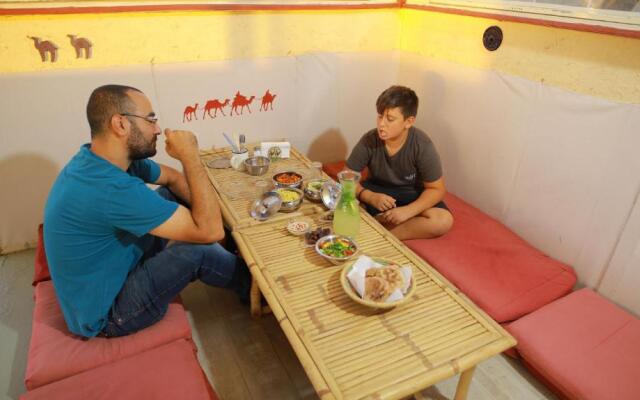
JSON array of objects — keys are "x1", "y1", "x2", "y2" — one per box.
[
  {"x1": 25, "y1": 281, "x2": 193, "y2": 390},
  {"x1": 33, "y1": 224, "x2": 51, "y2": 286},
  {"x1": 20, "y1": 339, "x2": 218, "y2": 400},
  {"x1": 507, "y1": 288, "x2": 640, "y2": 400},
  {"x1": 403, "y1": 193, "x2": 576, "y2": 323}
]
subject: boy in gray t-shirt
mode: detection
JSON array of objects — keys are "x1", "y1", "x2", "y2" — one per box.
[{"x1": 346, "y1": 86, "x2": 453, "y2": 240}]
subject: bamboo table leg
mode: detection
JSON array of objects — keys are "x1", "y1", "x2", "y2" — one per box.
[
  {"x1": 250, "y1": 276, "x2": 262, "y2": 318},
  {"x1": 454, "y1": 366, "x2": 476, "y2": 400}
]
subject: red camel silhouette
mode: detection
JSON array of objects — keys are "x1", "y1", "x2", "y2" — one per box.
[
  {"x1": 67, "y1": 34, "x2": 92, "y2": 59},
  {"x1": 203, "y1": 99, "x2": 230, "y2": 119},
  {"x1": 183, "y1": 103, "x2": 199, "y2": 122},
  {"x1": 28, "y1": 36, "x2": 58, "y2": 63},
  {"x1": 260, "y1": 90, "x2": 277, "y2": 111},
  {"x1": 230, "y1": 92, "x2": 255, "y2": 116}
]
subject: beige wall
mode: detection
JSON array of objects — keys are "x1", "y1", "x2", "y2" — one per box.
[{"x1": 1, "y1": 6, "x2": 639, "y2": 313}]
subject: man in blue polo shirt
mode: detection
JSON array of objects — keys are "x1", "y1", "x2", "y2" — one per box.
[{"x1": 44, "y1": 84, "x2": 249, "y2": 338}]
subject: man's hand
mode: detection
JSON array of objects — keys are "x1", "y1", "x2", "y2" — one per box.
[
  {"x1": 151, "y1": 128, "x2": 224, "y2": 244},
  {"x1": 377, "y1": 206, "x2": 413, "y2": 226},
  {"x1": 164, "y1": 129, "x2": 199, "y2": 161},
  {"x1": 367, "y1": 191, "x2": 396, "y2": 212}
]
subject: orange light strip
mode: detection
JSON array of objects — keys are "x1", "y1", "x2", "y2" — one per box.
[{"x1": 0, "y1": 1, "x2": 401, "y2": 15}]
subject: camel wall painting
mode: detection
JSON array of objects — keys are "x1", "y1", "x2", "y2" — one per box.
[
  {"x1": 230, "y1": 91, "x2": 255, "y2": 116},
  {"x1": 182, "y1": 90, "x2": 277, "y2": 123},
  {"x1": 28, "y1": 34, "x2": 94, "y2": 63},
  {"x1": 28, "y1": 36, "x2": 58, "y2": 63},
  {"x1": 203, "y1": 99, "x2": 230, "y2": 119},
  {"x1": 260, "y1": 90, "x2": 277, "y2": 111},
  {"x1": 183, "y1": 103, "x2": 199, "y2": 122},
  {"x1": 67, "y1": 35, "x2": 93, "y2": 59}
]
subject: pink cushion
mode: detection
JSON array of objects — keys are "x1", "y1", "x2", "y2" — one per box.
[
  {"x1": 404, "y1": 193, "x2": 576, "y2": 323},
  {"x1": 33, "y1": 224, "x2": 51, "y2": 286},
  {"x1": 25, "y1": 281, "x2": 192, "y2": 390},
  {"x1": 21, "y1": 339, "x2": 218, "y2": 400},
  {"x1": 507, "y1": 288, "x2": 640, "y2": 400}
]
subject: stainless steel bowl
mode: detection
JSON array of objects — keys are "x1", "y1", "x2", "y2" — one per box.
[
  {"x1": 244, "y1": 156, "x2": 270, "y2": 176},
  {"x1": 315, "y1": 234, "x2": 359, "y2": 265},
  {"x1": 274, "y1": 188, "x2": 304, "y2": 212},
  {"x1": 273, "y1": 171, "x2": 303, "y2": 189},
  {"x1": 304, "y1": 179, "x2": 325, "y2": 202},
  {"x1": 321, "y1": 181, "x2": 342, "y2": 210},
  {"x1": 249, "y1": 191, "x2": 282, "y2": 221}
]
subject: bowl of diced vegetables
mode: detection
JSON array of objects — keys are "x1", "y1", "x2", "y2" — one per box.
[
  {"x1": 304, "y1": 179, "x2": 325, "y2": 202},
  {"x1": 275, "y1": 188, "x2": 304, "y2": 212},
  {"x1": 273, "y1": 171, "x2": 303, "y2": 190},
  {"x1": 315, "y1": 234, "x2": 359, "y2": 265}
]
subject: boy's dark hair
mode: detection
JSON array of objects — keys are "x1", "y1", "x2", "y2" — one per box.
[
  {"x1": 87, "y1": 84, "x2": 142, "y2": 138},
  {"x1": 376, "y1": 85, "x2": 418, "y2": 119}
]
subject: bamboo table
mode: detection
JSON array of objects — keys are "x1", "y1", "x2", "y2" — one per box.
[
  {"x1": 231, "y1": 211, "x2": 516, "y2": 400},
  {"x1": 201, "y1": 146, "x2": 327, "y2": 231}
]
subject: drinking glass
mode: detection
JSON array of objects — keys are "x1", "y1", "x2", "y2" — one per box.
[
  {"x1": 255, "y1": 180, "x2": 269, "y2": 198},
  {"x1": 311, "y1": 161, "x2": 323, "y2": 180}
]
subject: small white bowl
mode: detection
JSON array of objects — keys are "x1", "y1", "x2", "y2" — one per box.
[{"x1": 287, "y1": 219, "x2": 311, "y2": 236}]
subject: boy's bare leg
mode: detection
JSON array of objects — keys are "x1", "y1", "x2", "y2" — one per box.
[{"x1": 385, "y1": 207, "x2": 453, "y2": 241}]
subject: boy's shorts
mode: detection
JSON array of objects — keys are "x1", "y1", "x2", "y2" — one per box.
[{"x1": 361, "y1": 180, "x2": 450, "y2": 217}]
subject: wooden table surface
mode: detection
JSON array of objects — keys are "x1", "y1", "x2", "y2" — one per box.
[
  {"x1": 201, "y1": 146, "x2": 516, "y2": 399},
  {"x1": 201, "y1": 146, "x2": 327, "y2": 231},
  {"x1": 231, "y1": 211, "x2": 516, "y2": 400}
]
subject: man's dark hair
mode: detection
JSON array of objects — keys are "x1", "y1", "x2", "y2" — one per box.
[
  {"x1": 376, "y1": 85, "x2": 419, "y2": 119},
  {"x1": 86, "y1": 84, "x2": 142, "y2": 138}
]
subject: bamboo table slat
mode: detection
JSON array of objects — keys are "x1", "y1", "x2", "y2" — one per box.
[
  {"x1": 201, "y1": 146, "x2": 327, "y2": 231},
  {"x1": 231, "y1": 211, "x2": 517, "y2": 400}
]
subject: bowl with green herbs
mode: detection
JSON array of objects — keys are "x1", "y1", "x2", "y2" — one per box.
[{"x1": 315, "y1": 234, "x2": 358, "y2": 265}]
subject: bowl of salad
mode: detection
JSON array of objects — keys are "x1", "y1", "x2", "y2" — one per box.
[{"x1": 315, "y1": 234, "x2": 359, "y2": 265}]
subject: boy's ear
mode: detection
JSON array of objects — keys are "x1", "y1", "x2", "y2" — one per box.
[{"x1": 405, "y1": 115, "x2": 416, "y2": 128}]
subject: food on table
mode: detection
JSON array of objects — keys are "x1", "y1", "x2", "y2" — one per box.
[
  {"x1": 364, "y1": 276, "x2": 391, "y2": 302},
  {"x1": 304, "y1": 227, "x2": 331, "y2": 246},
  {"x1": 276, "y1": 188, "x2": 301, "y2": 202},
  {"x1": 306, "y1": 181, "x2": 323, "y2": 192},
  {"x1": 318, "y1": 237, "x2": 356, "y2": 258},
  {"x1": 365, "y1": 264, "x2": 404, "y2": 292},
  {"x1": 275, "y1": 172, "x2": 302, "y2": 185},
  {"x1": 287, "y1": 220, "x2": 310, "y2": 235},
  {"x1": 319, "y1": 211, "x2": 334, "y2": 222}
]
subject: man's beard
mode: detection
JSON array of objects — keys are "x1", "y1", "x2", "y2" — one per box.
[{"x1": 127, "y1": 122, "x2": 156, "y2": 160}]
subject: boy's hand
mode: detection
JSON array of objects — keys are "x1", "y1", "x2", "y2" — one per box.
[
  {"x1": 378, "y1": 206, "x2": 412, "y2": 226},
  {"x1": 369, "y1": 192, "x2": 396, "y2": 212},
  {"x1": 164, "y1": 129, "x2": 199, "y2": 161}
]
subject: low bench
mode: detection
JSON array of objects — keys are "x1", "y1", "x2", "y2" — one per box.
[
  {"x1": 507, "y1": 288, "x2": 640, "y2": 400},
  {"x1": 21, "y1": 339, "x2": 215, "y2": 400},
  {"x1": 21, "y1": 225, "x2": 218, "y2": 399}
]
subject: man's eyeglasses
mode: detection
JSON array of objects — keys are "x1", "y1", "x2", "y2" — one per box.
[{"x1": 120, "y1": 113, "x2": 158, "y2": 124}]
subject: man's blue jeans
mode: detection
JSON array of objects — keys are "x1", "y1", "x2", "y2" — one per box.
[{"x1": 100, "y1": 187, "x2": 250, "y2": 337}]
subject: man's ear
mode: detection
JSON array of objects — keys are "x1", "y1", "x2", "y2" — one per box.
[{"x1": 110, "y1": 114, "x2": 127, "y2": 137}]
